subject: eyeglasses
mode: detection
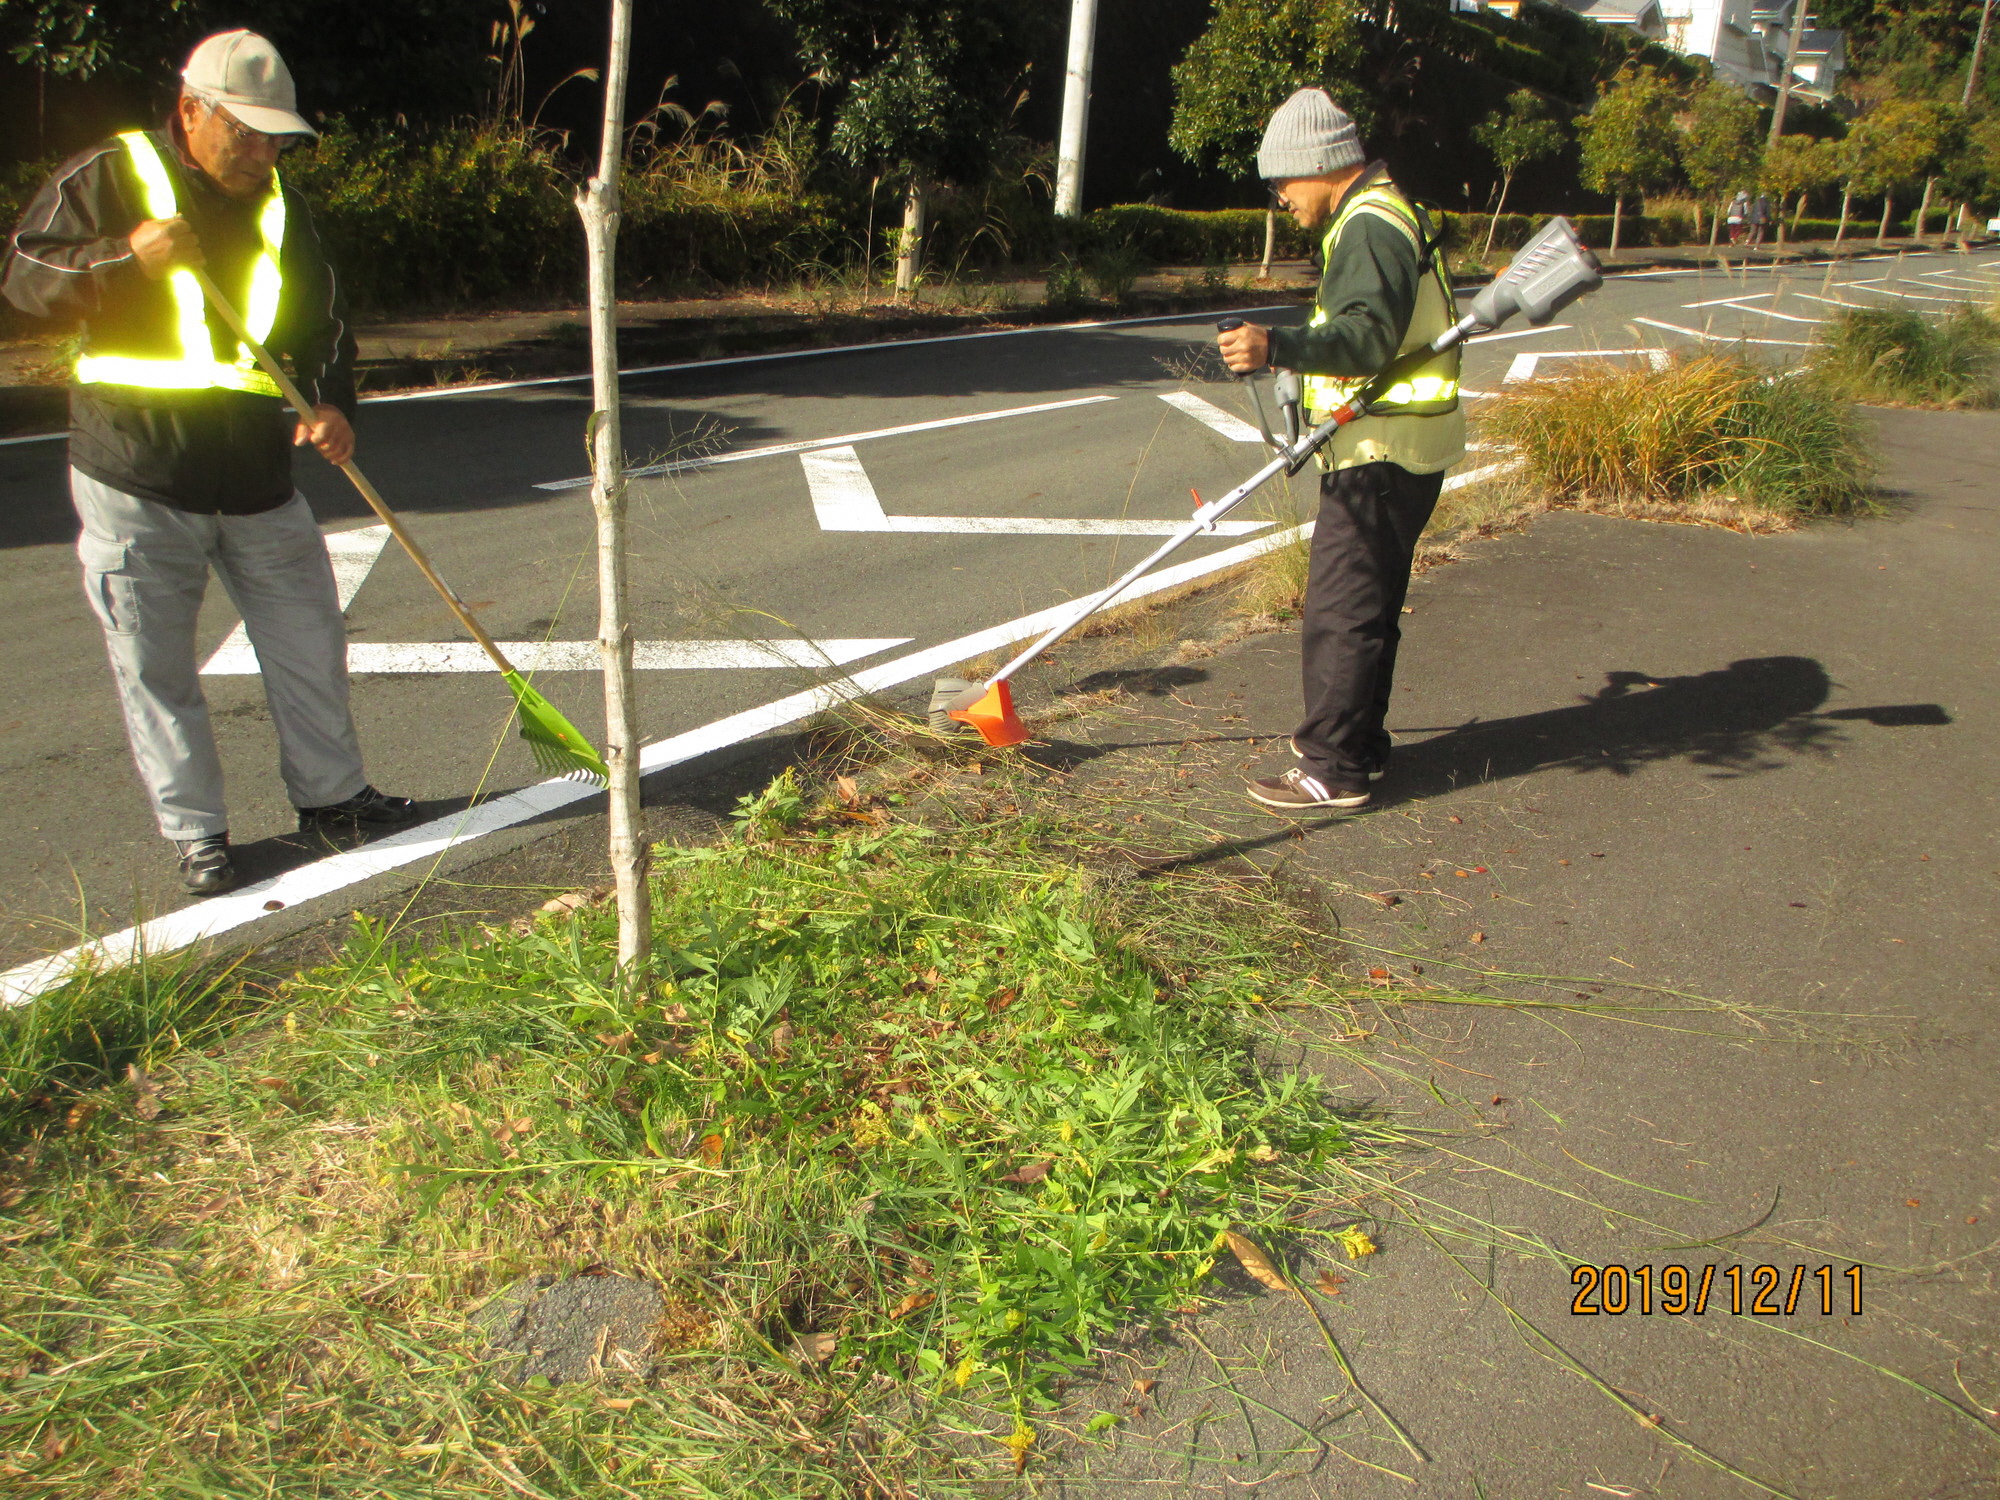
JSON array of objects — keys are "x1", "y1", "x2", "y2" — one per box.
[{"x1": 209, "y1": 105, "x2": 298, "y2": 154}]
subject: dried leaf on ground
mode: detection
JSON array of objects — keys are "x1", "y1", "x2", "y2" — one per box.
[
  {"x1": 889, "y1": 1290, "x2": 935, "y2": 1319},
  {"x1": 1000, "y1": 1160, "x2": 1052, "y2": 1186},
  {"x1": 793, "y1": 1330, "x2": 839, "y2": 1362},
  {"x1": 126, "y1": 1064, "x2": 163, "y2": 1120},
  {"x1": 1314, "y1": 1270, "x2": 1347, "y2": 1295},
  {"x1": 698, "y1": 1133, "x2": 724, "y2": 1166},
  {"x1": 834, "y1": 775, "x2": 861, "y2": 807},
  {"x1": 1223, "y1": 1229, "x2": 1291, "y2": 1291},
  {"x1": 1469, "y1": 931, "x2": 1486, "y2": 944}
]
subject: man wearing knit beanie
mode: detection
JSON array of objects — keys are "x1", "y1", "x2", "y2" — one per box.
[{"x1": 1218, "y1": 89, "x2": 1465, "y2": 813}]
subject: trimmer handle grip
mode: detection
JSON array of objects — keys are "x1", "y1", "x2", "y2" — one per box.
[{"x1": 1215, "y1": 317, "x2": 1249, "y2": 378}]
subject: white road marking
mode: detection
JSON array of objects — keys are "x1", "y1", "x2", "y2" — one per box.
[
  {"x1": 1685, "y1": 291, "x2": 1773, "y2": 307},
  {"x1": 1792, "y1": 292, "x2": 1874, "y2": 309},
  {"x1": 800, "y1": 445, "x2": 1269, "y2": 537},
  {"x1": 1465, "y1": 324, "x2": 1573, "y2": 343},
  {"x1": 365, "y1": 305, "x2": 1302, "y2": 407},
  {"x1": 200, "y1": 524, "x2": 390, "y2": 673},
  {"x1": 1731, "y1": 304, "x2": 1824, "y2": 324},
  {"x1": 1442, "y1": 460, "x2": 1520, "y2": 490},
  {"x1": 0, "y1": 510, "x2": 1328, "y2": 1006},
  {"x1": 1831, "y1": 282, "x2": 1969, "y2": 303},
  {"x1": 1631, "y1": 316, "x2": 1812, "y2": 347},
  {"x1": 1503, "y1": 349, "x2": 1671, "y2": 382},
  {"x1": 533, "y1": 395, "x2": 1118, "y2": 490},
  {"x1": 202, "y1": 638, "x2": 911, "y2": 676},
  {"x1": 1157, "y1": 391, "x2": 1263, "y2": 442}
]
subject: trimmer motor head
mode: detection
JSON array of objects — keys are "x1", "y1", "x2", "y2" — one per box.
[{"x1": 1466, "y1": 216, "x2": 1603, "y2": 330}]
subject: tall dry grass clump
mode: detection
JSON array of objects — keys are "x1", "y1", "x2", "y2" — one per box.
[
  {"x1": 1813, "y1": 303, "x2": 2000, "y2": 408},
  {"x1": 1482, "y1": 352, "x2": 1873, "y2": 519}
]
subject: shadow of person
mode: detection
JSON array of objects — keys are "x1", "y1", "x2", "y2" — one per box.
[
  {"x1": 1138, "y1": 657, "x2": 1953, "y2": 874},
  {"x1": 1386, "y1": 656, "x2": 1846, "y2": 802}
]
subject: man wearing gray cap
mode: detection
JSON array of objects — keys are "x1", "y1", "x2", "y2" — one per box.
[
  {"x1": 1217, "y1": 89, "x2": 1464, "y2": 812},
  {"x1": 4, "y1": 30, "x2": 416, "y2": 897}
]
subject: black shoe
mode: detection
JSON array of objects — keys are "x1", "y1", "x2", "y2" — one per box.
[
  {"x1": 176, "y1": 834, "x2": 238, "y2": 896},
  {"x1": 296, "y1": 785, "x2": 420, "y2": 839}
]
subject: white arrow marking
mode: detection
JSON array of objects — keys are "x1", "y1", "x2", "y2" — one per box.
[
  {"x1": 1157, "y1": 391, "x2": 1264, "y2": 442},
  {"x1": 201, "y1": 637, "x2": 910, "y2": 676},
  {"x1": 532, "y1": 395, "x2": 1118, "y2": 490},
  {"x1": 200, "y1": 523, "x2": 390, "y2": 674},
  {"x1": 801, "y1": 445, "x2": 1269, "y2": 537}
]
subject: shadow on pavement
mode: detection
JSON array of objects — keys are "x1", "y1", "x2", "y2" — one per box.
[{"x1": 1139, "y1": 655, "x2": 1952, "y2": 873}]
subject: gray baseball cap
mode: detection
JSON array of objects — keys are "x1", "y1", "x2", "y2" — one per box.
[
  {"x1": 1257, "y1": 88, "x2": 1363, "y2": 181},
  {"x1": 182, "y1": 30, "x2": 316, "y2": 138}
]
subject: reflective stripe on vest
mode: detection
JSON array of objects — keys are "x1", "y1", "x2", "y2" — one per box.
[
  {"x1": 74, "y1": 132, "x2": 286, "y2": 396},
  {"x1": 1301, "y1": 184, "x2": 1460, "y2": 419}
]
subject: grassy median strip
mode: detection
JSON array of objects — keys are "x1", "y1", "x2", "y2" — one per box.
[{"x1": 0, "y1": 773, "x2": 1384, "y2": 1495}]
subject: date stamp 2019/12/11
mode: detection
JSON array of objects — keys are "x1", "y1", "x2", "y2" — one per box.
[{"x1": 1571, "y1": 1264, "x2": 1863, "y2": 1317}]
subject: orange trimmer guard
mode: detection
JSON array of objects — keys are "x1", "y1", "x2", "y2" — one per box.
[{"x1": 946, "y1": 680, "x2": 1030, "y2": 747}]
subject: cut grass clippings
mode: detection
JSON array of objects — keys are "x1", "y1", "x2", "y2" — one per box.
[
  {"x1": 1813, "y1": 301, "x2": 2000, "y2": 409},
  {"x1": 0, "y1": 772, "x2": 1385, "y2": 1496}
]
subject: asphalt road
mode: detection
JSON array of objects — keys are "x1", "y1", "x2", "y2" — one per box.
[{"x1": 2, "y1": 246, "x2": 1994, "y2": 981}]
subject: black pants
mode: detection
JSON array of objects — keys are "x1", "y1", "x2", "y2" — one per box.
[{"x1": 1295, "y1": 460, "x2": 1444, "y2": 786}]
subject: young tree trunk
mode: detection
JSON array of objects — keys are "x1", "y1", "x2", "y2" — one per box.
[
  {"x1": 1835, "y1": 184, "x2": 1851, "y2": 244},
  {"x1": 862, "y1": 173, "x2": 879, "y2": 302},
  {"x1": 894, "y1": 178, "x2": 928, "y2": 298},
  {"x1": 1877, "y1": 191, "x2": 1894, "y2": 246},
  {"x1": 1260, "y1": 207, "x2": 1277, "y2": 280},
  {"x1": 1708, "y1": 198, "x2": 1722, "y2": 250},
  {"x1": 1776, "y1": 195, "x2": 1788, "y2": 248},
  {"x1": 1610, "y1": 192, "x2": 1624, "y2": 256},
  {"x1": 1481, "y1": 171, "x2": 1514, "y2": 262},
  {"x1": 1915, "y1": 175, "x2": 1934, "y2": 239},
  {"x1": 1692, "y1": 198, "x2": 1703, "y2": 243},
  {"x1": 576, "y1": 0, "x2": 649, "y2": 970},
  {"x1": 1789, "y1": 190, "x2": 1807, "y2": 237}
]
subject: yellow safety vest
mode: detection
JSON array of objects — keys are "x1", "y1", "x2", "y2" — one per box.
[
  {"x1": 1302, "y1": 180, "x2": 1465, "y2": 475},
  {"x1": 74, "y1": 131, "x2": 286, "y2": 397}
]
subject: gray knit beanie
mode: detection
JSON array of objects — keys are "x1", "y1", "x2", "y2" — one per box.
[{"x1": 1256, "y1": 88, "x2": 1364, "y2": 180}]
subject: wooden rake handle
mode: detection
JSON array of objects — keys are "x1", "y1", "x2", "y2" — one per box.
[{"x1": 191, "y1": 269, "x2": 519, "y2": 678}]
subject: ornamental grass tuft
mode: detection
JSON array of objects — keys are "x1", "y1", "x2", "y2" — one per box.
[
  {"x1": 1481, "y1": 351, "x2": 1874, "y2": 518},
  {"x1": 1812, "y1": 302, "x2": 2000, "y2": 409}
]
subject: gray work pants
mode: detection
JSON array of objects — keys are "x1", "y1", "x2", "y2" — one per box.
[{"x1": 71, "y1": 470, "x2": 367, "y2": 841}]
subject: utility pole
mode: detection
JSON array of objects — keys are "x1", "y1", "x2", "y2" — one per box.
[
  {"x1": 1965, "y1": 0, "x2": 1995, "y2": 107},
  {"x1": 1054, "y1": 0, "x2": 1098, "y2": 218},
  {"x1": 1768, "y1": 0, "x2": 1812, "y2": 145}
]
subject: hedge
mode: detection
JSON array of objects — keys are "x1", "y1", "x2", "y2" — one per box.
[{"x1": 1077, "y1": 204, "x2": 1309, "y2": 263}]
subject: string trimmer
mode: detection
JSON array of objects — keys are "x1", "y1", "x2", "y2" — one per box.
[
  {"x1": 933, "y1": 216, "x2": 1604, "y2": 748},
  {"x1": 192, "y1": 269, "x2": 609, "y2": 783}
]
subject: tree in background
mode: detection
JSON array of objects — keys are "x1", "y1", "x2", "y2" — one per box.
[
  {"x1": 2, "y1": 0, "x2": 499, "y2": 131},
  {"x1": 1578, "y1": 66, "x2": 1681, "y2": 255},
  {"x1": 768, "y1": 0, "x2": 1055, "y2": 296},
  {"x1": 1471, "y1": 89, "x2": 1566, "y2": 261},
  {"x1": 1169, "y1": 0, "x2": 1366, "y2": 277},
  {"x1": 1678, "y1": 77, "x2": 1761, "y2": 248},
  {"x1": 1840, "y1": 98, "x2": 1951, "y2": 243},
  {"x1": 1761, "y1": 133, "x2": 1840, "y2": 244}
]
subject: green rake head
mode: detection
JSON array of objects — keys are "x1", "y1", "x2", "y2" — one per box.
[{"x1": 503, "y1": 671, "x2": 610, "y2": 784}]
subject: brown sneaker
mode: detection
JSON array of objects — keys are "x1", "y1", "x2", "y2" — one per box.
[
  {"x1": 1246, "y1": 767, "x2": 1371, "y2": 811},
  {"x1": 1290, "y1": 736, "x2": 1387, "y2": 781}
]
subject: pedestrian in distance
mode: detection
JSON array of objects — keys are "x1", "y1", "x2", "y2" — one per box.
[
  {"x1": 1727, "y1": 190, "x2": 1749, "y2": 246},
  {"x1": 1215, "y1": 89, "x2": 1464, "y2": 814},
  {"x1": 1748, "y1": 191, "x2": 1773, "y2": 247},
  {"x1": 2, "y1": 30, "x2": 418, "y2": 898}
]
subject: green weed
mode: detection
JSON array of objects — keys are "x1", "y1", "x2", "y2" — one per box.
[{"x1": 0, "y1": 802, "x2": 1369, "y2": 1494}]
